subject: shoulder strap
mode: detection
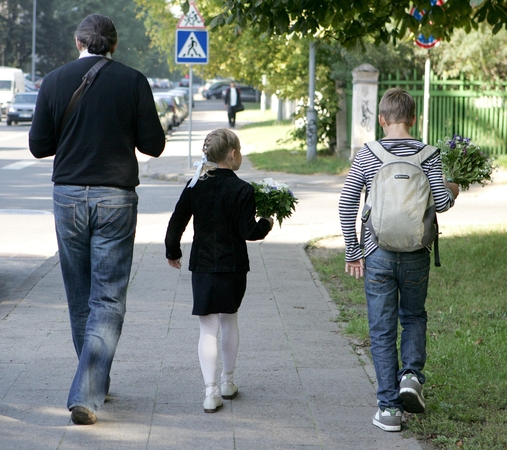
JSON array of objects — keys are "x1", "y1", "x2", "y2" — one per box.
[
  {"x1": 365, "y1": 141, "x2": 388, "y2": 163},
  {"x1": 60, "y1": 57, "x2": 111, "y2": 133},
  {"x1": 417, "y1": 144, "x2": 439, "y2": 164},
  {"x1": 366, "y1": 141, "x2": 439, "y2": 166}
]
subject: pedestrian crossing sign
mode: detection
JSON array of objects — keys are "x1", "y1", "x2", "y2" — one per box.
[{"x1": 175, "y1": 30, "x2": 208, "y2": 65}]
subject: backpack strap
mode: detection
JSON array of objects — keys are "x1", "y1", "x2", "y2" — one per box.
[
  {"x1": 366, "y1": 141, "x2": 439, "y2": 166},
  {"x1": 365, "y1": 141, "x2": 389, "y2": 163},
  {"x1": 433, "y1": 217, "x2": 441, "y2": 267}
]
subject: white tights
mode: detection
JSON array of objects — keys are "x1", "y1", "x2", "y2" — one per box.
[{"x1": 198, "y1": 313, "x2": 239, "y2": 395}]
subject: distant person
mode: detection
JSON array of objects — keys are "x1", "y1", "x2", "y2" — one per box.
[
  {"x1": 224, "y1": 82, "x2": 241, "y2": 128},
  {"x1": 29, "y1": 14, "x2": 165, "y2": 425},
  {"x1": 165, "y1": 128, "x2": 273, "y2": 413},
  {"x1": 338, "y1": 88, "x2": 459, "y2": 432}
]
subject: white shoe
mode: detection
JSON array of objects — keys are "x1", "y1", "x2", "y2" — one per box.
[
  {"x1": 203, "y1": 385, "x2": 223, "y2": 413},
  {"x1": 221, "y1": 381, "x2": 238, "y2": 399}
]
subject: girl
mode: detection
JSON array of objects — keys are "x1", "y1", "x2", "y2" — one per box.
[{"x1": 165, "y1": 128, "x2": 273, "y2": 413}]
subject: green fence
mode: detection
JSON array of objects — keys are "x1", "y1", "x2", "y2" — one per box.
[{"x1": 346, "y1": 71, "x2": 507, "y2": 155}]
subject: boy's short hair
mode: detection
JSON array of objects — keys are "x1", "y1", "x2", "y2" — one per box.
[{"x1": 378, "y1": 88, "x2": 415, "y2": 126}]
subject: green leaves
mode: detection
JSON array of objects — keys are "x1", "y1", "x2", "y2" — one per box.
[
  {"x1": 207, "y1": 0, "x2": 507, "y2": 48},
  {"x1": 437, "y1": 136, "x2": 498, "y2": 190},
  {"x1": 251, "y1": 179, "x2": 298, "y2": 227}
]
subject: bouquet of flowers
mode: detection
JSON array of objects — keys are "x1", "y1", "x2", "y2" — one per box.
[
  {"x1": 436, "y1": 135, "x2": 497, "y2": 191},
  {"x1": 251, "y1": 178, "x2": 298, "y2": 227}
]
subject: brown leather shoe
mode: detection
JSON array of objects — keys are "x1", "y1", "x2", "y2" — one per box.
[{"x1": 71, "y1": 406, "x2": 97, "y2": 425}]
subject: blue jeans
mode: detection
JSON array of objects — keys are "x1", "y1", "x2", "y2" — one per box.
[
  {"x1": 53, "y1": 185, "x2": 138, "y2": 413},
  {"x1": 364, "y1": 248, "x2": 430, "y2": 411}
]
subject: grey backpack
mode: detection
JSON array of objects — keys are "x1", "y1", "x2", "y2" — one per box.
[{"x1": 361, "y1": 141, "x2": 440, "y2": 265}]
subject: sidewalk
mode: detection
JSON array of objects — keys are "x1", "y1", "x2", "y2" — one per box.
[{"x1": 6, "y1": 100, "x2": 503, "y2": 449}]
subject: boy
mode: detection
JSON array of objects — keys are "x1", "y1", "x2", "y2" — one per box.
[{"x1": 338, "y1": 88, "x2": 459, "y2": 432}]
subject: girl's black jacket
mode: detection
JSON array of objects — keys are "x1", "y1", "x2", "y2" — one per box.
[{"x1": 165, "y1": 168, "x2": 271, "y2": 272}]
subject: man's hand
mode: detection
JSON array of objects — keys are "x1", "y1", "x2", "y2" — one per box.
[
  {"x1": 345, "y1": 259, "x2": 365, "y2": 279},
  {"x1": 168, "y1": 259, "x2": 181, "y2": 269}
]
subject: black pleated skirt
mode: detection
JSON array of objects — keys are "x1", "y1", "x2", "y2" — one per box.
[{"x1": 191, "y1": 272, "x2": 247, "y2": 315}]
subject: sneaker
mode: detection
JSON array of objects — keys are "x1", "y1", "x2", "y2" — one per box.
[
  {"x1": 71, "y1": 406, "x2": 97, "y2": 425},
  {"x1": 372, "y1": 407, "x2": 402, "y2": 432},
  {"x1": 399, "y1": 373, "x2": 425, "y2": 413}
]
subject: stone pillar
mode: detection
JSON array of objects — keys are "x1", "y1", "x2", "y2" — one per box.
[
  {"x1": 283, "y1": 99, "x2": 295, "y2": 120},
  {"x1": 260, "y1": 74, "x2": 267, "y2": 114},
  {"x1": 277, "y1": 97, "x2": 283, "y2": 122},
  {"x1": 270, "y1": 94, "x2": 278, "y2": 114},
  {"x1": 350, "y1": 63, "x2": 379, "y2": 160}
]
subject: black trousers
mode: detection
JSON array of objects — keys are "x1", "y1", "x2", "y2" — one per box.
[{"x1": 227, "y1": 106, "x2": 236, "y2": 127}]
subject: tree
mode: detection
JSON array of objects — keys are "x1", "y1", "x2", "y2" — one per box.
[
  {"x1": 0, "y1": 0, "x2": 34, "y2": 68},
  {"x1": 205, "y1": 0, "x2": 507, "y2": 47},
  {"x1": 136, "y1": 1, "x2": 507, "y2": 152},
  {"x1": 0, "y1": 0, "x2": 170, "y2": 77}
]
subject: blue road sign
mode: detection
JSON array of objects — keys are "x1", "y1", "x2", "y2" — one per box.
[{"x1": 176, "y1": 30, "x2": 208, "y2": 64}]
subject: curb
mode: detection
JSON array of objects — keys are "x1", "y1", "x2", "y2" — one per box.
[{"x1": 0, "y1": 253, "x2": 59, "y2": 320}]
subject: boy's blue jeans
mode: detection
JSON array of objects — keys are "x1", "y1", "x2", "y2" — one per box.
[
  {"x1": 364, "y1": 247, "x2": 430, "y2": 411},
  {"x1": 53, "y1": 185, "x2": 138, "y2": 413}
]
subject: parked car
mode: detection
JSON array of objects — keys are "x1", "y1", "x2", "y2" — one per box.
[
  {"x1": 168, "y1": 87, "x2": 194, "y2": 109},
  {"x1": 199, "y1": 78, "x2": 233, "y2": 98},
  {"x1": 6, "y1": 92, "x2": 38, "y2": 126},
  {"x1": 204, "y1": 80, "x2": 233, "y2": 99},
  {"x1": 221, "y1": 85, "x2": 259, "y2": 102},
  {"x1": 170, "y1": 95, "x2": 188, "y2": 123},
  {"x1": 171, "y1": 93, "x2": 189, "y2": 121},
  {"x1": 179, "y1": 77, "x2": 189, "y2": 87},
  {"x1": 154, "y1": 97, "x2": 172, "y2": 135},
  {"x1": 153, "y1": 92, "x2": 185, "y2": 127}
]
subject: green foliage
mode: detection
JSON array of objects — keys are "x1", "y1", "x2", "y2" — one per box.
[
  {"x1": 251, "y1": 179, "x2": 298, "y2": 227},
  {"x1": 0, "y1": 0, "x2": 170, "y2": 77},
  {"x1": 428, "y1": 26, "x2": 507, "y2": 82},
  {"x1": 437, "y1": 135, "x2": 498, "y2": 190},
  {"x1": 205, "y1": 0, "x2": 487, "y2": 47},
  {"x1": 0, "y1": 0, "x2": 35, "y2": 71}
]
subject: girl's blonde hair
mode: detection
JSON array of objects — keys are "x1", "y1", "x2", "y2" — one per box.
[{"x1": 199, "y1": 128, "x2": 240, "y2": 178}]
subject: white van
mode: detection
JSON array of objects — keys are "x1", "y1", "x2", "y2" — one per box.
[{"x1": 0, "y1": 67, "x2": 25, "y2": 118}]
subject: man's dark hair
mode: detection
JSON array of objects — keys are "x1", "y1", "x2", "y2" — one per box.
[{"x1": 75, "y1": 14, "x2": 118, "y2": 55}]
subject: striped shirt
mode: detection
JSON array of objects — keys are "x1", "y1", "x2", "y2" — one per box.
[{"x1": 338, "y1": 138, "x2": 455, "y2": 262}]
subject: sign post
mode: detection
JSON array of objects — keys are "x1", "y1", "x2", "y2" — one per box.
[
  {"x1": 410, "y1": 0, "x2": 442, "y2": 143},
  {"x1": 175, "y1": 2, "x2": 208, "y2": 168}
]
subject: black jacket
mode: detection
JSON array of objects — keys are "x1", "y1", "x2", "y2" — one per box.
[
  {"x1": 165, "y1": 169, "x2": 271, "y2": 272},
  {"x1": 224, "y1": 87, "x2": 241, "y2": 107},
  {"x1": 29, "y1": 56, "x2": 165, "y2": 188}
]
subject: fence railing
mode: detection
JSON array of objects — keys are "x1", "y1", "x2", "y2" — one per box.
[{"x1": 345, "y1": 71, "x2": 507, "y2": 155}]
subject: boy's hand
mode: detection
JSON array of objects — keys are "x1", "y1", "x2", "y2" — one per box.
[
  {"x1": 444, "y1": 180, "x2": 460, "y2": 199},
  {"x1": 345, "y1": 259, "x2": 365, "y2": 279},
  {"x1": 167, "y1": 259, "x2": 181, "y2": 269}
]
